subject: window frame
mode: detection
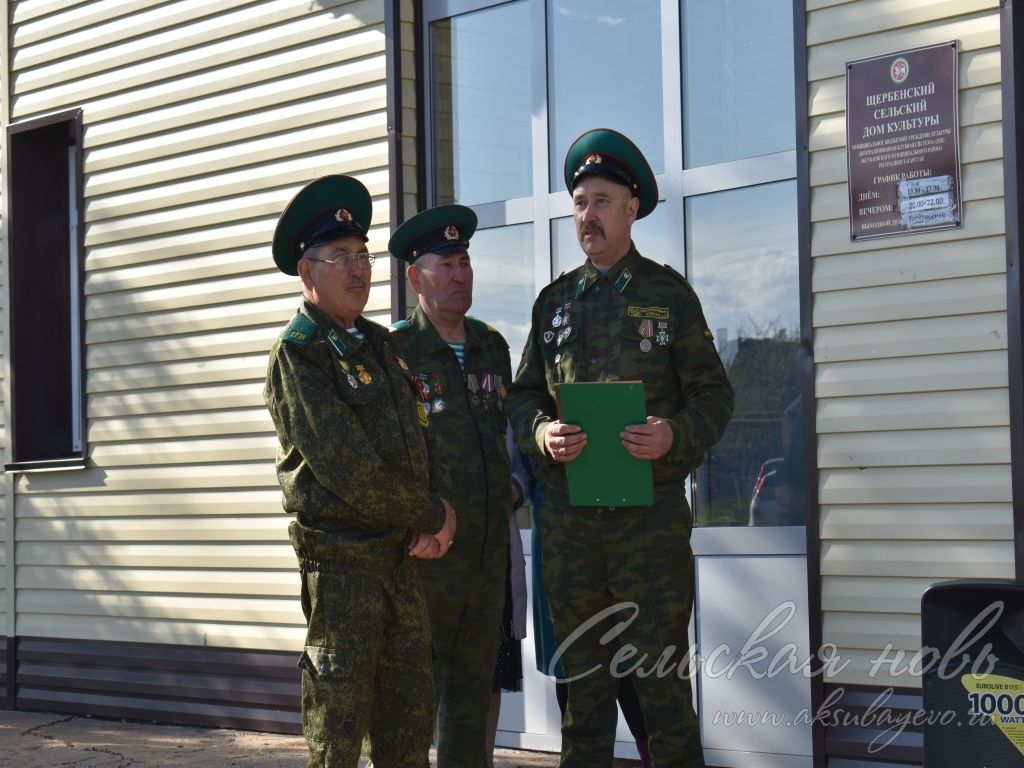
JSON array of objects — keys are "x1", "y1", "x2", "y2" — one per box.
[
  {"x1": 418, "y1": 0, "x2": 802, "y2": 530},
  {"x1": 5, "y1": 108, "x2": 87, "y2": 472}
]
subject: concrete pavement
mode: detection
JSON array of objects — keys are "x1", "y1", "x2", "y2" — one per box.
[{"x1": 0, "y1": 709, "x2": 594, "y2": 767}]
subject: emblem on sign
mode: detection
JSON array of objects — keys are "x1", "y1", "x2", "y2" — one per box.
[
  {"x1": 444, "y1": 225, "x2": 460, "y2": 240},
  {"x1": 335, "y1": 208, "x2": 353, "y2": 222},
  {"x1": 889, "y1": 56, "x2": 909, "y2": 84}
]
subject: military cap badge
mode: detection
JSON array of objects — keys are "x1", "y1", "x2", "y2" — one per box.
[
  {"x1": 389, "y1": 204, "x2": 477, "y2": 264},
  {"x1": 271, "y1": 175, "x2": 372, "y2": 275},
  {"x1": 563, "y1": 128, "x2": 659, "y2": 219}
]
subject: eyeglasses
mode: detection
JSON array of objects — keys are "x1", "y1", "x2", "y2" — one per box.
[{"x1": 305, "y1": 252, "x2": 376, "y2": 270}]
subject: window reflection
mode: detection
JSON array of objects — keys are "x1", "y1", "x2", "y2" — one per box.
[
  {"x1": 548, "y1": 0, "x2": 663, "y2": 187},
  {"x1": 468, "y1": 224, "x2": 534, "y2": 371},
  {"x1": 431, "y1": 2, "x2": 533, "y2": 205},
  {"x1": 551, "y1": 204, "x2": 671, "y2": 277},
  {"x1": 686, "y1": 181, "x2": 802, "y2": 527},
  {"x1": 682, "y1": 0, "x2": 795, "y2": 168}
]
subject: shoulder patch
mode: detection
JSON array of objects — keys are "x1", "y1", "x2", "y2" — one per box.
[{"x1": 281, "y1": 313, "x2": 317, "y2": 345}]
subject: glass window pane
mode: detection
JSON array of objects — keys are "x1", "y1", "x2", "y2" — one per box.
[
  {"x1": 551, "y1": 203, "x2": 671, "y2": 277},
  {"x1": 548, "y1": 0, "x2": 663, "y2": 188},
  {"x1": 469, "y1": 223, "x2": 535, "y2": 371},
  {"x1": 682, "y1": 0, "x2": 795, "y2": 168},
  {"x1": 686, "y1": 181, "x2": 803, "y2": 527},
  {"x1": 431, "y1": 2, "x2": 533, "y2": 205}
]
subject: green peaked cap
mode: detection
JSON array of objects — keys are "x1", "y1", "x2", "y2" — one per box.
[
  {"x1": 272, "y1": 175, "x2": 372, "y2": 275},
  {"x1": 562, "y1": 128, "x2": 658, "y2": 219},
  {"x1": 389, "y1": 204, "x2": 478, "y2": 264}
]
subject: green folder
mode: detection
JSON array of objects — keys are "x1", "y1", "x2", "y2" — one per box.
[{"x1": 555, "y1": 381, "x2": 653, "y2": 507}]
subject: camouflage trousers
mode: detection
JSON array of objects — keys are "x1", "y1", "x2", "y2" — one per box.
[
  {"x1": 419, "y1": 557, "x2": 506, "y2": 768},
  {"x1": 540, "y1": 490, "x2": 704, "y2": 768},
  {"x1": 297, "y1": 556, "x2": 434, "y2": 768}
]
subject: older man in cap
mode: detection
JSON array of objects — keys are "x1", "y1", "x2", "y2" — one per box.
[
  {"x1": 263, "y1": 175, "x2": 457, "y2": 767},
  {"x1": 507, "y1": 130, "x2": 734, "y2": 767},
  {"x1": 388, "y1": 205, "x2": 523, "y2": 767}
]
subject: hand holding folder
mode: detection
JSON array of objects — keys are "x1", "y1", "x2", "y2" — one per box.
[{"x1": 554, "y1": 381, "x2": 654, "y2": 507}]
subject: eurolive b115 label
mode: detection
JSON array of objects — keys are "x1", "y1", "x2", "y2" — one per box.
[{"x1": 962, "y1": 674, "x2": 1024, "y2": 756}]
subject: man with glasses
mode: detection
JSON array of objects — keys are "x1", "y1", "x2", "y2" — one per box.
[
  {"x1": 263, "y1": 175, "x2": 456, "y2": 767},
  {"x1": 387, "y1": 205, "x2": 522, "y2": 768},
  {"x1": 507, "y1": 129, "x2": 734, "y2": 767}
]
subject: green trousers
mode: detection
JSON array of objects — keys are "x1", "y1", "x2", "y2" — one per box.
[
  {"x1": 297, "y1": 558, "x2": 433, "y2": 768},
  {"x1": 541, "y1": 491, "x2": 705, "y2": 768},
  {"x1": 420, "y1": 557, "x2": 506, "y2": 768}
]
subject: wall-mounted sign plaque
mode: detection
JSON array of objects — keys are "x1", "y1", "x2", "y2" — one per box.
[{"x1": 846, "y1": 41, "x2": 962, "y2": 241}]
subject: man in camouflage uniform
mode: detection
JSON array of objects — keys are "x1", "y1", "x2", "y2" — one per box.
[
  {"x1": 263, "y1": 175, "x2": 456, "y2": 768},
  {"x1": 388, "y1": 205, "x2": 516, "y2": 767},
  {"x1": 507, "y1": 129, "x2": 734, "y2": 767}
]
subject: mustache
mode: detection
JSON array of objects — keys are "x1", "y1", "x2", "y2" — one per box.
[
  {"x1": 346, "y1": 279, "x2": 368, "y2": 289},
  {"x1": 582, "y1": 223, "x2": 605, "y2": 237}
]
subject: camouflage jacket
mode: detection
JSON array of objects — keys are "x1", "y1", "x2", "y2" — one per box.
[
  {"x1": 264, "y1": 300, "x2": 452, "y2": 572},
  {"x1": 506, "y1": 243, "x2": 734, "y2": 504},
  {"x1": 389, "y1": 306, "x2": 512, "y2": 572}
]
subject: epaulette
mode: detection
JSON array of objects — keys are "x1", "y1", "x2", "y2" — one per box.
[
  {"x1": 388, "y1": 319, "x2": 413, "y2": 333},
  {"x1": 467, "y1": 316, "x2": 498, "y2": 335},
  {"x1": 281, "y1": 312, "x2": 317, "y2": 345},
  {"x1": 550, "y1": 269, "x2": 571, "y2": 285},
  {"x1": 662, "y1": 263, "x2": 695, "y2": 291},
  {"x1": 467, "y1": 316, "x2": 509, "y2": 347},
  {"x1": 538, "y1": 268, "x2": 575, "y2": 300}
]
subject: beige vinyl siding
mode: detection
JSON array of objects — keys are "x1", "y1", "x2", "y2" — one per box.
[
  {"x1": 808, "y1": 0, "x2": 1009, "y2": 688},
  {"x1": 6, "y1": 0, "x2": 394, "y2": 650}
]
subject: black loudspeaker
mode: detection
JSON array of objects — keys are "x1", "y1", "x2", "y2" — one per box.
[{"x1": 921, "y1": 580, "x2": 1024, "y2": 767}]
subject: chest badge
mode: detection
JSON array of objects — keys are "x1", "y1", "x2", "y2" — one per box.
[
  {"x1": 656, "y1": 321, "x2": 670, "y2": 346},
  {"x1": 638, "y1": 319, "x2": 653, "y2": 352},
  {"x1": 356, "y1": 364, "x2": 373, "y2": 385}
]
